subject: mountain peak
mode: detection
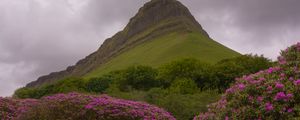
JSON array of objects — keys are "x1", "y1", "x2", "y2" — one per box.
[
  {"x1": 26, "y1": 0, "x2": 211, "y2": 87},
  {"x1": 125, "y1": 0, "x2": 209, "y2": 38}
]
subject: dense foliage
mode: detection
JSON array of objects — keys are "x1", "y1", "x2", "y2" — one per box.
[
  {"x1": 0, "y1": 97, "x2": 38, "y2": 120},
  {"x1": 158, "y1": 58, "x2": 212, "y2": 91},
  {"x1": 2, "y1": 93, "x2": 175, "y2": 120},
  {"x1": 14, "y1": 77, "x2": 86, "y2": 99},
  {"x1": 212, "y1": 54, "x2": 273, "y2": 92},
  {"x1": 0, "y1": 97, "x2": 17, "y2": 119},
  {"x1": 86, "y1": 77, "x2": 112, "y2": 93},
  {"x1": 13, "y1": 54, "x2": 272, "y2": 119},
  {"x1": 15, "y1": 55, "x2": 271, "y2": 99},
  {"x1": 169, "y1": 78, "x2": 199, "y2": 94},
  {"x1": 105, "y1": 88, "x2": 220, "y2": 120},
  {"x1": 194, "y1": 43, "x2": 300, "y2": 120},
  {"x1": 116, "y1": 66, "x2": 159, "y2": 91}
]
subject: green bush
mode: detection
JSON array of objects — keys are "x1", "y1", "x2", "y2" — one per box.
[
  {"x1": 151, "y1": 92, "x2": 220, "y2": 120},
  {"x1": 86, "y1": 77, "x2": 111, "y2": 93},
  {"x1": 117, "y1": 65, "x2": 159, "y2": 91},
  {"x1": 212, "y1": 54, "x2": 273, "y2": 92},
  {"x1": 14, "y1": 87, "x2": 39, "y2": 99},
  {"x1": 194, "y1": 43, "x2": 300, "y2": 120},
  {"x1": 212, "y1": 60, "x2": 246, "y2": 92},
  {"x1": 51, "y1": 77, "x2": 87, "y2": 93},
  {"x1": 106, "y1": 88, "x2": 220, "y2": 120},
  {"x1": 232, "y1": 54, "x2": 273, "y2": 73},
  {"x1": 14, "y1": 77, "x2": 87, "y2": 99},
  {"x1": 169, "y1": 78, "x2": 198, "y2": 94},
  {"x1": 145, "y1": 88, "x2": 167, "y2": 103},
  {"x1": 159, "y1": 58, "x2": 212, "y2": 90}
]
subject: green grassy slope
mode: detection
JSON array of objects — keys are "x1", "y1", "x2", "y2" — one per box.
[{"x1": 85, "y1": 31, "x2": 240, "y2": 78}]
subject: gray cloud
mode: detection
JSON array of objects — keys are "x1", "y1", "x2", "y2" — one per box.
[
  {"x1": 180, "y1": 0, "x2": 300, "y2": 57},
  {"x1": 0, "y1": 0, "x2": 299, "y2": 96}
]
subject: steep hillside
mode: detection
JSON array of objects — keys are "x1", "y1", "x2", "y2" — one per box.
[
  {"x1": 26, "y1": 0, "x2": 240, "y2": 87},
  {"x1": 85, "y1": 32, "x2": 239, "y2": 78}
]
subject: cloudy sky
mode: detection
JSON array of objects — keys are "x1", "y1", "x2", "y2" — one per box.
[{"x1": 0, "y1": 0, "x2": 299, "y2": 96}]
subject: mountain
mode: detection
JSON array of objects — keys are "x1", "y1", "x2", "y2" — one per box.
[{"x1": 26, "y1": 0, "x2": 240, "y2": 87}]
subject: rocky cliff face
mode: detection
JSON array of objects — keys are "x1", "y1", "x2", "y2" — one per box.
[{"x1": 26, "y1": 0, "x2": 210, "y2": 87}]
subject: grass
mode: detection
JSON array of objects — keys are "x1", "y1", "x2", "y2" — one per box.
[{"x1": 85, "y1": 31, "x2": 240, "y2": 78}]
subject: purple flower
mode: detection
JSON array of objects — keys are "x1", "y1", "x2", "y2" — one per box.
[
  {"x1": 287, "y1": 108, "x2": 293, "y2": 113},
  {"x1": 238, "y1": 84, "x2": 246, "y2": 91},
  {"x1": 267, "y1": 68, "x2": 274, "y2": 74},
  {"x1": 294, "y1": 79, "x2": 300, "y2": 86},
  {"x1": 265, "y1": 102, "x2": 274, "y2": 111},
  {"x1": 225, "y1": 116, "x2": 229, "y2": 120},
  {"x1": 275, "y1": 83, "x2": 284, "y2": 89},
  {"x1": 280, "y1": 73, "x2": 285, "y2": 78},
  {"x1": 287, "y1": 93, "x2": 294, "y2": 99},
  {"x1": 267, "y1": 86, "x2": 273, "y2": 91},
  {"x1": 259, "y1": 77, "x2": 266, "y2": 81},
  {"x1": 84, "y1": 104, "x2": 93, "y2": 109},
  {"x1": 278, "y1": 56, "x2": 287, "y2": 65},
  {"x1": 226, "y1": 88, "x2": 234, "y2": 94},
  {"x1": 248, "y1": 96, "x2": 254, "y2": 102},
  {"x1": 257, "y1": 96, "x2": 264, "y2": 102},
  {"x1": 274, "y1": 92, "x2": 290, "y2": 101}
]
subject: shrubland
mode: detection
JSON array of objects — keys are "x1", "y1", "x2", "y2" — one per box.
[
  {"x1": 2, "y1": 93, "x2": 175, "y2": 120},
  {"x1": 13, "y1": 54, "x2": 272, "y2": 120},
  {"x1": 194, "y1": 43, "x2": 300, "y2": 120}
]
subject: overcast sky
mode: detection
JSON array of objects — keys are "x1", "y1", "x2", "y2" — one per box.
[{"x1": 0, "y1": 0, "x2": 299, "y2": 96}]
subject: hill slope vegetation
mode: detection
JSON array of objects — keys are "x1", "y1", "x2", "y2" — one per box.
[{"x1": 26, "y1": 0, "x2": 240, "y2": 87}]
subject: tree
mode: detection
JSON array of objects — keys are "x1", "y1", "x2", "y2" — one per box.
[
  {"x1": 52, "y1": 77, "x2": 87, "y2": 93},
  {"x1": 212, "y1": 54, "x2": 272, "y2": 92},
  {"x1": 159, "y1": 58, "x2": 212, "y2": 90},
  {"x1": 117, "y1": 65, "x2": 159, "y2": 91},
  {"x1": 169, "y1": 78, "x2": 198, "y2": 94},
  {"x1": 213, "y1": 61, "x2": 246, "y2": 92},
  {"x1": 86, "y1": 77, "x2": 111, "y2": 93}
]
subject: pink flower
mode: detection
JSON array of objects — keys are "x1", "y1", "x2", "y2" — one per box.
[
  {"x1": 259, "y1": 77, "x2": 266, "y2": 81},
  {"x1": 84, "y1": 104, "x2": 93, "y2": 109},
  {"x1": 226, "y1": 88, "x2": 234, "y2": 94},
  {"x1": 280, "y1": 73, "x2": 285, "y2": 78},
  {"x1": 278, "y1": 56, "x2": 287, "y2": 65},
  {"x1": 238, "y1": 84, "x2": 246, "y2": 91},
  {"x1": 257, "y1": 96, "x2": 264, "y2": 102},
  {"x1": 267, "y1": 86, "x2": 273, "y2": 91},
  {"x1": 287, "y1": 108, "x2": 293, "y2": 113},
  {"x1": 275, "y1": 83, "x2": 284, "y2": 89},
  {"x1": 294, "y1": 79, "x2": 300, "y2": 86},
  {"x1": 274, "y1": 92, "x2": 288, "y2": 101},
  {"x1": 267, "y1": 68, "x2": 274, "y2": 73},
  {"x1": 265, "y1": 102, "x2": 274, "y2": 111},
  {"x1": 248, "y1": 96, "x2": 254, "y2": 101},
  {"x1": 287, "y1": 93, "x2": 294, "y2": 99}
]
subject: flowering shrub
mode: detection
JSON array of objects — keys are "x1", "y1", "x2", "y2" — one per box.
[
  {"x1": 0, "y1": 97, "x2": 17, "y2": 120},
  {"x1": 83, "y1": 95, "x2": 175, "y2": 120},
  {"x1": 2, "y1": 93, "x2": 175, "y2": 120},
  {"x1": 194, "y1": 43, "x2": 300, "y2": 120},
  {"x1": 0, "y1": 97, "x2": 39, "y2": 120}
]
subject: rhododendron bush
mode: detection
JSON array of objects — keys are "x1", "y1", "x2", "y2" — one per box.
[
  {"x1": 0, "y1": 97, "x2": 17, "y2": 120},
  {"x1": 0, "y1": 97, "x2": 38, "y2": 120},
  {"x1": 1, "y1": 93, "x2": 175, "y2": 120},
  {"x1": 194, "y1": 43, "x2": 300, "y2": 120}
]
